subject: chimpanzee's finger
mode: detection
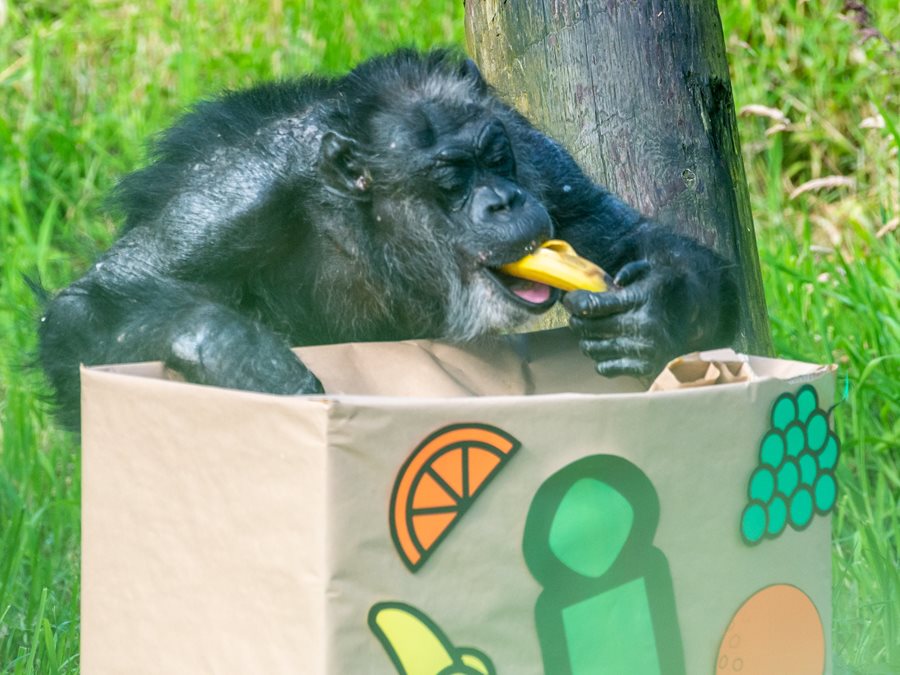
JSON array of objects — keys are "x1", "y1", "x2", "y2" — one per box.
[
  {"x1": 563, "y1": 286, "x2": 647, "y2": 319},
  {"x1": 569, "y1": 313, "x2": 632, "y2": 339},
  {"x1": 594, "y1": 357, "x2": 655, "y2": 378},
  {"x1": 579, "y1": 337, "x2": 657, "y2": 362},
  {"x1": 613, "y1": 260, "x2": 652, "y2": 287}
]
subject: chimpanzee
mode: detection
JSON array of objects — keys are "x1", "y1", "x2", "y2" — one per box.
[{"x1": 38, "y1": 49, "x2": 737, "y2": 429}]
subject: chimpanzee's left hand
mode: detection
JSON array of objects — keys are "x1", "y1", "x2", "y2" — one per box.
[{"x1": 563, "y1": 260, "x2": 691, "y2": 378}]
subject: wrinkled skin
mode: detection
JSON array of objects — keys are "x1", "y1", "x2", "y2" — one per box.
[{"x1": 38, "y1": 50, "x2": 737, "y2": 429}]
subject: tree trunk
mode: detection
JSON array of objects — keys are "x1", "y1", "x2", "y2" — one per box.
[{"x1": 465, "y1": 0, "x2": 772, "y2": 355}]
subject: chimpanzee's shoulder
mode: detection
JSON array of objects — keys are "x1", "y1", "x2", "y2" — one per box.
[
  {"x1": 111, "y1": 76, "x2": 337, "y2": 231},
  {"x1": 157, "y1": 76, "x2": 338, "y2": 154}
]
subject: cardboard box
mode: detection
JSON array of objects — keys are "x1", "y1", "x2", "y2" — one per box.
[{"x1": 81, "y1": 329, "x2": 837, "y2": 674}]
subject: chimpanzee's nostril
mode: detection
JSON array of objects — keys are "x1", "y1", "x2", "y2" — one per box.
[
  {"x1": 473, "y1": 183, "x2": 529, "y2": 222},
  {"x1": 487, "y1": 186, "x2": 523, "y2": 213}
]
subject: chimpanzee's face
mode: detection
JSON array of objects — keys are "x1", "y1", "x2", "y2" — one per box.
[{"x1": 358, "y1": 99, "x2": 561, "y2": 339}]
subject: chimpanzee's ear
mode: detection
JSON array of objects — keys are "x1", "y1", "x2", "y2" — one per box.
[
  {"x1": 319, "y1": 131, "x2": 371, "y2": 196},
  {"x1": 459, "y1": 57, "x2": 488, "y2": 93}
]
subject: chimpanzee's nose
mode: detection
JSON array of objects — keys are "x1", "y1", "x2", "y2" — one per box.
[{"x1": 473, "y1": 182, "x2": 525, "y2": 219}]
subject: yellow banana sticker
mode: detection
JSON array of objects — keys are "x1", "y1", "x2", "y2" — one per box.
[{"x1": 368, "y1": 602, "x2": 495, "y2": 675}]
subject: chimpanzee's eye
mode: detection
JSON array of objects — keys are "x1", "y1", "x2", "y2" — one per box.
[
  {"x1": 481, "y1": 135, "x2": 515, "y2": 176},
  {"x1": 485, "y1": 151, "x2": 515, "y2": 176},
  {"x1": 431, "y1": 161, "x2": 473, "y2": 200}
]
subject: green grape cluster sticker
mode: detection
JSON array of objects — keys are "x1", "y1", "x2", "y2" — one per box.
[{"x1": 741, "y1": 384, "x2": 840, "y2": 545}]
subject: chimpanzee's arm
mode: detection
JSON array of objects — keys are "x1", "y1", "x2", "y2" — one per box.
[
  {"x1": 39, "y1": 254, "x2": 322, "y2": 429},
  {"x1": 513, "y1": 122, "x2": 739, "y2": 376},
  {"x1": 38, "y1": 142, "x2": 324, "y2": 428}
]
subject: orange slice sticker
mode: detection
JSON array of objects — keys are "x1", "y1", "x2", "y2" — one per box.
[{"x1": 389, "y1": 423, "x2": 521, "y2": 572}]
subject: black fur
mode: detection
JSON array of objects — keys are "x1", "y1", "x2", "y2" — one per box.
[{"x1": 38, "y1": 49, "x2": 737, "y2": 429}]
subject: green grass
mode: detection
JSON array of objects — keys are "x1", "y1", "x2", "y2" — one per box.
[{"x1": 0, "y1": 0, "x2": 896, "y2": 672}]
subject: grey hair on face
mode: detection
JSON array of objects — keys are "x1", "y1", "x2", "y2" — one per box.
[{"x1": 442, "y1": 273, "x2": 537, "y2": 342}]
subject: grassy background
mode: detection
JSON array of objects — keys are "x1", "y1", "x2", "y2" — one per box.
[{"x1": 0, "y1": 0, "x2": 896, "y2": 672}]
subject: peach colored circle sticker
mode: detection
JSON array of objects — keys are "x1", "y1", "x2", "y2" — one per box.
[{"x1": 716, "y1": 584, "x2": 825, "y2": 674}]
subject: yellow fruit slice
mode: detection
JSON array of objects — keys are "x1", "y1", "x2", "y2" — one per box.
[
  {"x1": 499, "y1": 239, "x2": 611, "y2": 292},
  {"x1": 390, "y1": 424, "x2": 520, "y2": 572},
  {"x1": 368, "y1": 602, "x2": 496, "y2": 675},
  {"x1": 370, "y1": 604, "x2": 455, "y2": 674}
]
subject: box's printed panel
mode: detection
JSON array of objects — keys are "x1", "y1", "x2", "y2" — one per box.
[
  {"x1": 522, "y1": 455, "x2": 684, "y2": 675},
  {"x1": 389, "y1": 424, "x2": 521, "y2": 572},
  {"x1": 369, "y1": 602, "x2": 495, "y2": 675},
  {"x1": 370, "y1": 386, "x2": 837, "y2": 675},
  {"x1": 741, "y1": 384, "x2": 841, "y2": 545},
  {"x1": 715, "y1": 584, "x2": 825, "y2": 673}
]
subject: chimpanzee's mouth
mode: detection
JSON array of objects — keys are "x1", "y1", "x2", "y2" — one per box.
[{"x1": 484, "y1": 268, "x2": 561, "y2": 313}]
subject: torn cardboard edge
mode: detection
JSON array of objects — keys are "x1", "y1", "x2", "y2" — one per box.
[
  {"x1": 649, "y1": 352, "x2": 756, "y2": 392},
  {"x1": 85, "y1": 329, "x2": 832, "y2": 400}
]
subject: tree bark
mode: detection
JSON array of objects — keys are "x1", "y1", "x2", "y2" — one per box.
[{"x1": 465, "y1": 0, "x2": 772, "y2": 355}]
